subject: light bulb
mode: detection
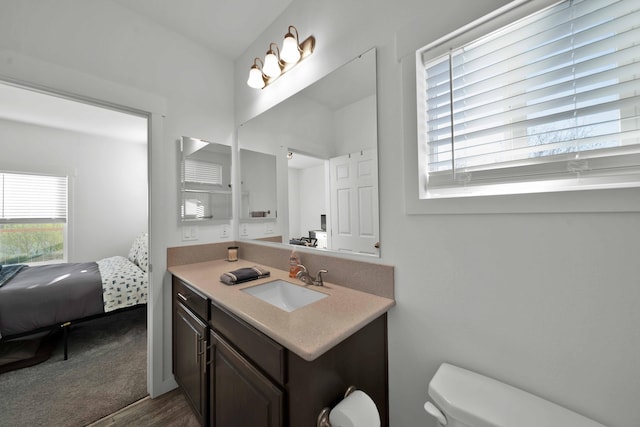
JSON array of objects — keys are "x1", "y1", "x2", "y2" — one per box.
[
  {"x1": 247, "y1": 66, "x2": 265, "y2": 89},
  {"x1": 281, "y1": 34, "x2": 301, "y2": 63},
  {"x1": 263, "y1": 50, "x2": 282, "y2": 78}
]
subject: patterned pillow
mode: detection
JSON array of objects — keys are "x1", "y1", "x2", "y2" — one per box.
[{"x1": 128, "y1": 232, "x2": 149, "y2": 273}]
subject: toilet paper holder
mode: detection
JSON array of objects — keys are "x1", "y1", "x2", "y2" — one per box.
[{"x1": 316, "y1": 385, "x2": 358, "y2": 427}]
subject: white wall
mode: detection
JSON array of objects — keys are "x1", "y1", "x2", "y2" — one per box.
[
  {"x1": 236, "y1": 1, "x2": 640, "y2": 426},
  {"x1": 288, "y1": 168, "x2": 302, "y2": 238},
  {"x1": 0, "y1": 118, "x2": 147, "y2": 261},
  {"x1": 290, "y1": 164, "x2": 326, "y2": 238},
  {"x1": 0, "y1": 0, "x2": 235, "y2": 397},
  {"x1": 240, "y1": 149, "x2": 277, "y2": 218},
  {"x1": 333, "y1": 94, "x2": 377, "y2": 156}
]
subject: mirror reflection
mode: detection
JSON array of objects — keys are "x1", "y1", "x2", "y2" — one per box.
[
  {"x1": 180, "y1": 136, "x2": 232, "y2": 221},
  {"x1": 237, "y1": 48, "x2": 379, "y2": 256},
  {"x1": 240, "y1": 148, "x2": 277, "y2": 220}
]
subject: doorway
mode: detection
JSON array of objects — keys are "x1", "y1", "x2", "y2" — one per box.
[{"x1": 0, "y1": 80, "x2": 150, "y2": 424}]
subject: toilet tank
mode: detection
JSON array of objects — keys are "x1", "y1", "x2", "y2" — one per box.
[{"x1": 426, "y1": 363, "x2": 606, "y2": 427}]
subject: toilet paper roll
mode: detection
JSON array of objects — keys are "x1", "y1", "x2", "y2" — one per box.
[{"x1": 329, "y1": 390, "x2": 380, "y2": 427}]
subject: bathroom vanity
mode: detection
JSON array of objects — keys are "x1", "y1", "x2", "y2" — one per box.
[{"x1": 169, "y1": 258, "x2": 394, "y2": 427}]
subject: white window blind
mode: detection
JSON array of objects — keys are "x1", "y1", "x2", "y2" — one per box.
[
  {"x1": 184, "y1": 158, "x2": 223, "y2": 185},
  {"x1": 0, "y1": 172, "x2": 68, "y2": 223},
  {"x1": 418, "y1": 0, "x2": 640, "y2": 198}
]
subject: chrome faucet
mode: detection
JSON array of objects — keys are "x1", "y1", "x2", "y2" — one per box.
[{"x1": 296, "y1": 265, "x2": 328, "y2": 287}]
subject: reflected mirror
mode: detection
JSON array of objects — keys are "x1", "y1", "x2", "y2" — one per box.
[
  {"x1": 237, "y1": 48, "x2": 379, "y2": 256},
  {"x1": 239, "y1": 148, "x2": 277, "y2": 220},
  {"x1": 180, "y1": 136, "x2": 232, "y2": 221}
]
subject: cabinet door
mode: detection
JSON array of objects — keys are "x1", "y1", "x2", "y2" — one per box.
[
  {"x1": 174, "y1": 302, "x2": 208, "y2": 425},
  {"x1": 210, "y1": 330, "x2": 283, "y2": 427}
]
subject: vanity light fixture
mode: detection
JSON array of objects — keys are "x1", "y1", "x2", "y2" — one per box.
[
  {"x1": 247, "y1": 57, "x2": 266, "y2": 89},
  {"x1": 246, "y1": 25, "x2": 315, "y2": 89},
  {"x1": 263, "y1": 42, "x2": 283, "y2": 78},
  {"x1": 281, "y1": 26, "x2": 302, "y2": 63}
]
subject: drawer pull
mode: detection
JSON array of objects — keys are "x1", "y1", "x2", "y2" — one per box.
[
  {"x1": 206, "y1": 344, "x2": 213, "y2": 366},
  {"x1": 195, "y1": 334, "x2": 205, "y2": 365},
  {"x1": 177, "y1": 292, "x2": 188, "y2": 302},
  {"x1": 195, "y1": 334, "x2": 198, "y2": 365}
]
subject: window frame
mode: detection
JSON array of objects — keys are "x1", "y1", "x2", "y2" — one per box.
[{"x1": 406, "y1": 0, "x2": 640, "y2": 214}]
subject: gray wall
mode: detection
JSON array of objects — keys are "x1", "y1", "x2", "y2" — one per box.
[
  {"x1": 0, "y1": 118, "x2": 147, "y2": 261},
  {"x1": 235, "y1": 1, "x2": 640, "y2": 426}
]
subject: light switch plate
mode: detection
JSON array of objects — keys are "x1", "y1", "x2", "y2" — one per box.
[{"x1": 182, "y1": 225, "x2": 198, "y2": 241}]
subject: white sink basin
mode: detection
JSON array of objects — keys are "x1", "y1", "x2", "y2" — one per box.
[{"x1": 242, "y1": 279, "x2": 328, "y2": 312}]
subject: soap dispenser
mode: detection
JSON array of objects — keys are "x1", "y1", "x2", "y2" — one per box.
[{"x1": 289, "y1": 250, "x2": 301, "y2": 278}]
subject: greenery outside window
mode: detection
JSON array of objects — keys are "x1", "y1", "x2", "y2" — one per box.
[
  {"x1": 416, "y1": 0, "x2": 640, "y2": 199},
  {"x1": 0, "y1": 172, "x2": 68, "y2": 264}
]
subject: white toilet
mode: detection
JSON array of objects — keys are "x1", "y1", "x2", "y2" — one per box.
[{"x1": 425, "y1": 363, "x2": 607, "y2": 427}]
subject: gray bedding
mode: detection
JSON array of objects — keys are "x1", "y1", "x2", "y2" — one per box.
[{"x1": 0, "y1": 262, "x2": 104, "y2": 338}]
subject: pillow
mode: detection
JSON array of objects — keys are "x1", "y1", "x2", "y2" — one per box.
[{"x1": 128, "y1": 232, "x2": 148, "y2": 273}]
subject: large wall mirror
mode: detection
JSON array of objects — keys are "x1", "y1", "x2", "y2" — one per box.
[
  {"x1": 237, "y1": 48, "x2": 379, "y2": 256},
  {"x1": 239, "y1": 148, "x2": 277, "y2": 228},
  {"x1": 180, "y1": 136, "x2": 232, "y2": 222}
]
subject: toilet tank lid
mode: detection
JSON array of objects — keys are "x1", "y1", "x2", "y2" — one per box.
[{"x1": 428, "y1": 364, "x2": 606, "y2": 427}]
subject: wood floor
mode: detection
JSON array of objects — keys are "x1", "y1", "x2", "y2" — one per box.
[{"x1": 88, "y1": 388, "x2": 200, "y2": 427}]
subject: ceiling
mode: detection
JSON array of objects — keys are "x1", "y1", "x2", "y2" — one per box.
[
  {"x1": 0, "y1": 82, "x2": 149, "y2": 143},
  {"x1": 0, "y1": 1, "x2": 293, "y2": 143},
  {"x1": 110, "y1": 0, "x2": 294, "y2": 60},
  {"x1": 288, "y1": 152, "x2": 324, "y2": 170}
]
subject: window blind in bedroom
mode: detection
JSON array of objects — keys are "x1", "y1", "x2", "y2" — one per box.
[{"x1": 0, "y1": 172, "x2": 68, "y2": 223}]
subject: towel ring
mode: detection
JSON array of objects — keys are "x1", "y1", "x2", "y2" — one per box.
[{"x1": 316, "y1": 386, "x2": 358, "y2": 427}]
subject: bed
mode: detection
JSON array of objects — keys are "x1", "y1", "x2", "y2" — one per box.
[{"x1": 0, "y1": 232, "x2": 148, "y2": 358}]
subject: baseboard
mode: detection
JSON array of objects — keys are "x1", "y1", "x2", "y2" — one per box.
[{"x1": 149, "y1": 376, "x2": 178, "y2": 399}]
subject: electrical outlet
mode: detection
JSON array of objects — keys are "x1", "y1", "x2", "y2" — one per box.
[{"x1": 220, "y1": 224, "x2": 230, "y2": 238}]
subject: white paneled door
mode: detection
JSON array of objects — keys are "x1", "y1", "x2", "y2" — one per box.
[{"x1": 329, "y1": 149, "x2": 379, "y2": 255}]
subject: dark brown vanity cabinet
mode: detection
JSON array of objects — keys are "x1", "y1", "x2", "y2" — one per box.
[
  {"x1": 209, "y1": 302, "x2": 285, "y2": 427},
  {"x1": 172, "y1": 278, "x2": 209, "y2": 426},
  {"x1": 172, "y1": 276, "x2": 388, "y2": 427},
  {"x1": 209, "y1": 330, "x2": 284, "y2": 427}
]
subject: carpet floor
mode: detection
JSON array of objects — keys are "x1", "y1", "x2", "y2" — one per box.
[{"x1": 0, "y1": 306, "x2": 147, "y2": 427}]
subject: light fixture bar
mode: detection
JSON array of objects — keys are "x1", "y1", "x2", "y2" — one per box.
[{"x1": 247, "y1": 26, "x2": 315, "y2": 90}]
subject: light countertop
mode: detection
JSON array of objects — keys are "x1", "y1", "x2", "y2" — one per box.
[{"x1": 168, "y1": 259, "x2": 395, "y2": 361}]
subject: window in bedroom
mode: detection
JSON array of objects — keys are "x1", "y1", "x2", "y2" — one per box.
[
  {"x1": 416, "y1": 0, "x2": 640, "y2": 199},
  {"x1": 183, "y1": 158, "x2": 223, "y2": 186},
  {"x1": 0, "y1": 171, "x2": 68, "y2": 264}
]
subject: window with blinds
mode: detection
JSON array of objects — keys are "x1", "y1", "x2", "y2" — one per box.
[
  {"x1": 417, "y1": 0, "x2": 640, "y2": 198},
  {"x1": 0, "y1": 172, "x2": 68, "y2": 222},
  {"x1": 183, "y1": 158, "x2": 223, "y2": 186},
  {"x1": 0, "y1": 172, "x2": 67, "y2": 264}
]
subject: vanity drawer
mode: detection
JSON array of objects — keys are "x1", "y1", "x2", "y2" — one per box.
[
  {"x1": 173, "y1": 277, "x2": 209, "y2": 321},
  {"x1": 210, "y1": 302, "x2": 286, "y2": 386}
]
